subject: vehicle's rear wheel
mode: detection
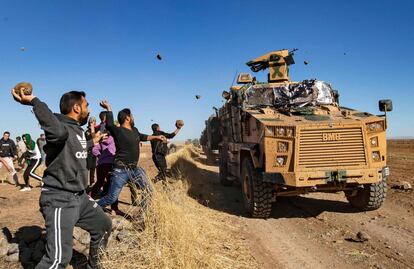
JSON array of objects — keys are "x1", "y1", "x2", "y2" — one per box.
[
  {"x1": 345, "y1": 178, "x2": 387, "y2": 211},
  {"x1": 241, "y1": 158, "x2": 273, "y2": 218},
  {"x1": 205, "y1": 150, "x2": 215, "y2": 165},
  {"x1": 219, "y1": 148, "x2": 232, "y2": 186}
]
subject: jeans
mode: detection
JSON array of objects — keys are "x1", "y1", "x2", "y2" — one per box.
[{"x1": 97, "y1": 166, "x2": 152, "y2": 210}]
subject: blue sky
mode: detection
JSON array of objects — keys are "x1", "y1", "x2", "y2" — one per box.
[{"x1": 1, "y1": 0, "x2": 413, "y2": 140}]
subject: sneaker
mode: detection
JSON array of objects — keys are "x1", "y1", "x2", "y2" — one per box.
[{"x1": 20, "y1": 187, "x2": 32, "y2": 192}]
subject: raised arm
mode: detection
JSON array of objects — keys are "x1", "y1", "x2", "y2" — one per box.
[
  {"x1": 99, "y1": 100, "x2": 117, "y2": 136},
  {"x1": 143, "y1": 133, "x2": 167, "y2": 142},
  {"x1": 162, "y1": 120, "x2": 183, "y2": 139},
  {"x1": 12, "y1": 89, "x2": 68, "y2": 144}
]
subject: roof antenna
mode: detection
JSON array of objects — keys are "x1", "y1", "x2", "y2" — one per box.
[{"x1": 230, "y1": 70, "x2": 238, "y2": 87}]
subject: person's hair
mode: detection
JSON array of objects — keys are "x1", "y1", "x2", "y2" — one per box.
[
  {"x1": 40, "y1": 134, "x2": 45, "y2": 137},
  {"x1": 59, "y1": 91, "x2": 86, "y2": 115},
  {"x1": 99, "y1": 111, "x2": 107, "y2": 121},
  {"x1": 117, "y1": 108, "x2": 131, "y2": 125},
  {"x1": 151, "y1": 123, "x2": 159, "y2": 132},
  {"x1": 16, "y1": 136, "x2": 21, "y2": 141},
  {"x1": 3, "y1": 131, "x2": 10, "y2": 135}
]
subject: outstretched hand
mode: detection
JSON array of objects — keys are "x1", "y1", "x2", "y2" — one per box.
[
  {"x1": 99, "y1": 100, "x2": 112, "y2": 111},
  {"x1": 11, "y1": 88, "x2": 36, "y2": 105},
  {"x1": 92, "y1": 131, "x2": 108, "y2": 145}
]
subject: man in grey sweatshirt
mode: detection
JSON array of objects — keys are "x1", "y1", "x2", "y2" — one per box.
[{"x1": 12, "y1": 87, "x2": 112, "y2": 269}]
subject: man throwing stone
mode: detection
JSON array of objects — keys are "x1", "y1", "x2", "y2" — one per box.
[
  {"x1": 98, "y1": 100, "x2": 165, "y2": 212},
  {"x1": 151, "y1": 121, "x2": 183, "y2": 181},
  {"x1": 12, "y1": 87, "x2": 112, "y2": 269}
]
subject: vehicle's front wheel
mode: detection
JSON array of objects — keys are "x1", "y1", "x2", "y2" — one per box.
[
  {"x1": 241, "y1": 158, "x2": 273, "y2": 218},
  {"x1": 345, "y1": 178, "x2": 387, "y2": 211}
]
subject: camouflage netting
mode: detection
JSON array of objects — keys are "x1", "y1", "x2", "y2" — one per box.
[{"x1": 244, "y1": 79, "x2": 336, "y2": 111}]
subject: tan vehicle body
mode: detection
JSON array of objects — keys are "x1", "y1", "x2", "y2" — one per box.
[
  {"x1": 215, "y1": 50, "x2": 391, "y2": 218},
  {"x1": 223, "y1": 102, "x2": 387, "y2": 186}
]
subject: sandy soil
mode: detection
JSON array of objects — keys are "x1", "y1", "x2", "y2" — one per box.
[{"x1": 1, "y1": 141, "x2": 413, "y2": 269}]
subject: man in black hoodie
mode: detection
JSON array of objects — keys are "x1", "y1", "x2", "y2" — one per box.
[
  {"x1": 0, "y1": 131, "x2": 19, "y2": 186},
  {"x1": 12, "y1": 87, "x2": 111, "y2": 269}
]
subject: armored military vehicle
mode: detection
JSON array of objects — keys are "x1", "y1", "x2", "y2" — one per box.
[
  {"x1": 200, "y1": 110, "x2": 221, "y2": 164},
  {"x1": 214, "y1": 49, "x2": 392, "y2": 218}
]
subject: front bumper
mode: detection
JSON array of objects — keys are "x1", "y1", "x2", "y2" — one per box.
[{"x1": 263, "y1": 166, "x2": 389, "y2": 187}]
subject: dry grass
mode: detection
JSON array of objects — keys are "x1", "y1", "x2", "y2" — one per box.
[{"x1": 100, "y1": 146, "x2": 257, "y2": 269}]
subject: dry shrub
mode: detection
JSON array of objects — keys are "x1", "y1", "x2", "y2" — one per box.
[{"x1": 100, "y1": 146, "x2": 257, "y2": 269}]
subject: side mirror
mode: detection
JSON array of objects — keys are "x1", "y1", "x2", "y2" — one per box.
[
  {"x1": 332, "y1": 90, "x2": 340, "y2": 103},
  {"x1": 222, "y1": 91, "x2": 231, "y2": 100},
  {"x1": 212, "y1": 106, "x2": 218, "y2": 116},
  {"x1": 379, "y1": 99, "x2": 393, "y2": 112},
  {"x1": 236, "y1": 73, "x2": 253, "y2": 84}
]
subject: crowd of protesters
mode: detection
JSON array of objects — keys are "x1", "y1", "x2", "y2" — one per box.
[
  {"x1": 1, "y1": 83, "x2": 183, "y2": 268},
  {"x1": 0, "y1": 131, "x2": 44, "y2": 190},
  {"x1": 1, "y1": 107, "x2": 182, "y2": 198}
]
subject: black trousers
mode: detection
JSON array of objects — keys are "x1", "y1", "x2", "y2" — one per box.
[
  {"x1": 36, "y1": 188, "x2": 112, "y2": 269},
  {"x1": 152, "y1": 153, "x2": 167, "y2": 180},
  {"x1": 90, "y1": 163, "x2": 119, "y2": 210},
  {"x1": 23, "y1": 158, "x2": 42, "y2": 187}
]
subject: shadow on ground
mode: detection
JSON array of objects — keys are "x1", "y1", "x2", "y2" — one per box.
[
  {"x1": 170, "y1": 151, "x2": 361, "y2": 219},
  {"x1": 1, "y1": 226, "x2": 88, "y2": 269},
  {"x1": 70, "y1": 249, "x2": 88, "y2": 269}
]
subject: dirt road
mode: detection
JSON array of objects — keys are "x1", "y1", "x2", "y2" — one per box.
[
  {"x1": 0, "y1": 141, "x2": 413, "y2": 268},
  {"x1": 185, "y1": 140, "x2": 414, "y2": 269}
]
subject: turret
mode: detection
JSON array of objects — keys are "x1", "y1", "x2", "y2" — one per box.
[{"x1": 246, "y1": 49, "x2": 296, "y2": 83}]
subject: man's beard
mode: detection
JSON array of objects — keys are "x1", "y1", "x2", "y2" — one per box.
[{"x1": 79, "y1": 112, "x2": 90, "y2": 126}]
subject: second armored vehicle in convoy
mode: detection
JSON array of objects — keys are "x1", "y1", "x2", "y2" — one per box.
[
  {"x1": 208, "y1": 49, "x2": 392, "y2": 218},
  {"x1": 200, "y1": 110, "x2": 221, "y2": 164}
]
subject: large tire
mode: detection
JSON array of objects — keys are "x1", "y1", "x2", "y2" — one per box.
[
  {"x1": 219, "y1": 149, "x2": 232, "y2": 186},
  {"x1": 241, "y1": 158, "x2": 273, "y2": 218},
  {"x1": 345, "y1": 178, "x2": 387, "y2": 211},
  {"x1": 206, "y1": 151, "x2": 215, "y2": 165}
]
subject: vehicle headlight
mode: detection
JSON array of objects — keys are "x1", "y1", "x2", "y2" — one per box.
[
  {"x1": 277, "y1": 127, "x2": 286, "y2": 136},
  {"x1": 266, "y1": 126, "x2": 294, "y2": 137},
  {"x1": 275, "y1": 126, "x2": 294, "y2": 137},
  {"x1": 278, "y1": 142, "x2": 288, "y2": 153},
  {"x1": 367, "y1": 121, "x2": 385, "y2": 133},
  {"x1": 372, "y1": 151, "x2": 381, "y2": 162},
  {"x1": 276, "y1": 156, "x2": 287, "y2": 166},
  {"x1": 370, "y1": 137, "x2": 379, "y2": 147}
]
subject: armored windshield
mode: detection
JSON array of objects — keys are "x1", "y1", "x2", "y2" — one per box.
[{"x1": 244, "y1": 85, "x2": 276, "y2": 107}]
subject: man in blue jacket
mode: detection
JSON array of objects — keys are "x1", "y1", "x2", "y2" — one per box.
[{"x1": 12, "y1": 87, "x2": 112, "y2": 269}]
